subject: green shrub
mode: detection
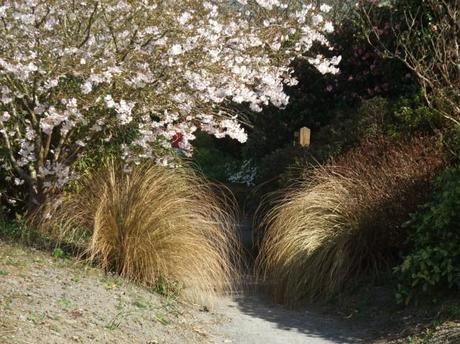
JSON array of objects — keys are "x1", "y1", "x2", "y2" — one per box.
[
  {"x1": 393, "y1": 95, "x2": 441, "y2": 131},
  {"x1": 193, "y1": 132, "x2": 242, "y2": 182},
  {"x1": 0, "y1": 220, "x2": 28, "y2": 241},
  {"x1": 395, "y1": 165, "x2": 460, "y2": 304},
  {"x1": 0, "y1": 218, "x2": 58, "y2": 251}
]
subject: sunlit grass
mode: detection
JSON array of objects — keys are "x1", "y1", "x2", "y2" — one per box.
[
  {"x1": 36, "y1": 161, "x2": 242, "y2": 306},
  {"x1": 256, "y1": 136, "x2": 446, "y2": 305}
]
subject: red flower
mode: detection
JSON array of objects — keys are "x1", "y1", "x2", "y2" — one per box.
[{"x1": 171, "y1": 132, "x2": 183, "y2": 148}]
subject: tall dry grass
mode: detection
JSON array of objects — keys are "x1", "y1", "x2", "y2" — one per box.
[
  {"x1": 36, "y1": 162, "x2": 242, "y2": 306},
  {"x1": 256, "y1": 136, "x2": 446, "y2": 305}
]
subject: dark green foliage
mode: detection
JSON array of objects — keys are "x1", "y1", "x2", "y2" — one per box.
[
  {"x1": 0, "y1": 218, "x2": 73, "y2": 256},
  {"x1": 192, "y1": 132, "x2": 242, "y2": 182},
  {"x1": 0, "y1": 219, "x2": 49, "y2": 247},
  {"x1": 393, "y1": 96, "x2": 441, "y2": 131},
  {"x1": 255, "y1": 146, "x2": 306, "y2": 185},
  {"x1": 395, "y1": 166, "x2": 460, "y2": 304},
  {"x1": 0, "y1": 220, "x2": 29, "y2": 241},
  {"x1": 348, "y1": 95, "x2": 440, "y2": 139}
]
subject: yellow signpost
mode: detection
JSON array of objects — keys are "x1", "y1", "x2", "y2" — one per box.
[{"x1": 299, "y1": 127, "x2": 311, "y2": 147}]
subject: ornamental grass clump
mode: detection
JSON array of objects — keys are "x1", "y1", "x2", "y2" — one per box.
[
  {"x1": 37, "y1": 162, "x2": 242, "y2": 306},
  {"x1": 256, "y1": 136, "x2": 446, "y2": 305}
]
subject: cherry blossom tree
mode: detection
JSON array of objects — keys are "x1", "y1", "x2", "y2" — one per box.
[{"x1": 0, "y1": 0, "x2": 340, "y2": 209}]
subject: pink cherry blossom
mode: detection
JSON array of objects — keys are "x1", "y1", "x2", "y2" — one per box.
[{"x1": 0, "y1": 0, "x2": 339, "y2": 206}]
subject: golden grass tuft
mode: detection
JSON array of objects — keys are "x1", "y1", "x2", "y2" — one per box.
[
  {"x1": 37, "y1": 162, "x2": 242, "y2": 306},
  {"x1": 255, "y1": 136, "x2": 446, "y2": 305}
]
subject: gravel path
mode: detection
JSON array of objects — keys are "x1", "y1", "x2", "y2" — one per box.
[{"x1": 214, "y1": 294, "x2": 368, "y2": 344}]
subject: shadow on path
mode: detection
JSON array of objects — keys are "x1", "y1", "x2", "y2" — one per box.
[{"x1": 216, "y1": 292, "x2": 372, "y2": 344}]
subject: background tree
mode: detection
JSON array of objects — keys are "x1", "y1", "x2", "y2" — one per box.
[{"x1": 358, "y1": 0, "x2": 460, "y2": 125}]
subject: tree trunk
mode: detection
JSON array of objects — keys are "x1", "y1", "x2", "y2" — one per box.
[{"x1": 26, "y1": 183, "x2": 46, "y2": 215}]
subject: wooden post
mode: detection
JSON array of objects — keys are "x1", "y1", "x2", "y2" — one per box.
[{"x1": 299, "y1": 127, "x2": 311, "y2": 147}]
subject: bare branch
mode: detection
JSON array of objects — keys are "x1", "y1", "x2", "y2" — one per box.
[{"x1": 77, "y1": 2, "x2": 99, "y2": 49}]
